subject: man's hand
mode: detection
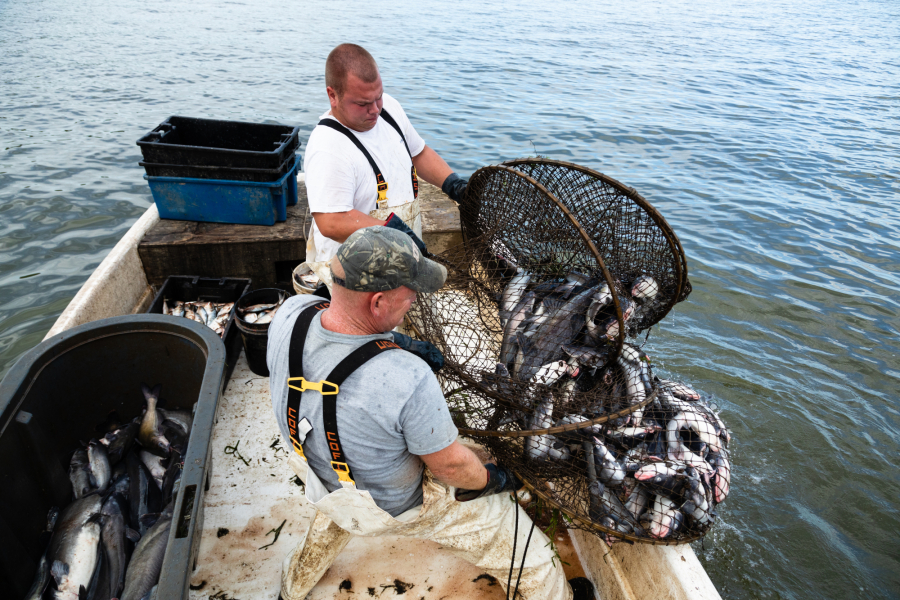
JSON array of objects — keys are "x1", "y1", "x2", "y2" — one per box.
[
  {"x1": 455, "y1": 463, "x2": 523, "y2": 502},
  {"x1": 441, "y1": 173, "x2": 468, "y2": 205},
  {"x1": 383, "y1": 213, "x2": 428, "y2": 255},
  {"x1": 390, "y1": 332, "x2": 444, "y2": 371}
]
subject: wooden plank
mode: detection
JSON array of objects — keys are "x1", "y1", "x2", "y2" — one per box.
[
  {"x1": 139, "y1": 184, "x2": 311, "y2": 289},
  {"x1": 138, "y1": 178, "x2": 463, "y2": 289}
]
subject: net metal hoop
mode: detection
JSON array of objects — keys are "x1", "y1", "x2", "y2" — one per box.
[{"x1": 501, "y1": 158, "x2": 689, "y2": 328}]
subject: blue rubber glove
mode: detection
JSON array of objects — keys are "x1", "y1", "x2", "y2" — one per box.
[
  {"x1": 390, "y1": 332, "x2": 444, "y2": 372},
  {"x1": 455, "y1": 463, "x2": 523, "y2": 501},
  {"x1": 441, "y1": 173, "x2": 469, "y2": 205},
  {"x1": 383, "y1": 213, "x2": 428, "y2": 256}
]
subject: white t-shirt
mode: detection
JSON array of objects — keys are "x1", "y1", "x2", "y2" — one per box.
[{"x1": 304, "y1": 93, "x2": 426, "y2": 263}]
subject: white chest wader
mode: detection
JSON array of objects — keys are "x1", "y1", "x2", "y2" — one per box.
[
  {"x1": 279, "y1": 302, "x2": 573, "y2": 600},
  {"x1": 303, "y1": 109, "x2": 423, "y2": 292}
]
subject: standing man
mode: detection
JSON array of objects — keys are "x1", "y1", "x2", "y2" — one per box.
[
  {"x1": 269, "y1": 226, "x2": 592, "y2": 600},
  {"x1": 303, "y1": 43, "x2": 469, "y2": 290}
]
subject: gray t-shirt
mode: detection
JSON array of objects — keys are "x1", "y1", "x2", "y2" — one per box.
[{"x1": 268, "y1": 295, "x2": 458, "y2": 516}]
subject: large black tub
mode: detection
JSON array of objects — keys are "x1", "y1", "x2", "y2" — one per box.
[{"x1": 0, "y1": 315, "x2": 226, "y2": 599}]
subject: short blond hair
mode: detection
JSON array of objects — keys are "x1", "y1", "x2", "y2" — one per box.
[{"x1": 325, "y1": 43, "x2": 379, "y2": 97}]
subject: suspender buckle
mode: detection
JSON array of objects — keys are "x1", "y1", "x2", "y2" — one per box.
[
  {"x1": 330, "y1": 461, "x2": 355, "y2": 484},
  {"x1": 287, "y1": 377, "x2": 339, "y2": 395},
  {"x1": 376, "y1": 174, "x2": 389, "y2": 205}
]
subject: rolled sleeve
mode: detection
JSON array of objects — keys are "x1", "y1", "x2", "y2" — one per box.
[{"x1": 399, "y1": 375, "x2": 459, "y2": 456}]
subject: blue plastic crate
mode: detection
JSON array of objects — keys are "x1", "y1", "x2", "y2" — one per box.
[{"x1": 146, "y1": 155, "x2": 299, "y2": 225}]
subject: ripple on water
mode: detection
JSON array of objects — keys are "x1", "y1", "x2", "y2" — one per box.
[{"x1": 2, "y1": 0, "x2": 900, "y2": 598}]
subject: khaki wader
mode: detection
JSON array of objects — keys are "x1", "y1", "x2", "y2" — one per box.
[{"x1": 281, "y1": 456, "x2": 573, "y2": 600}]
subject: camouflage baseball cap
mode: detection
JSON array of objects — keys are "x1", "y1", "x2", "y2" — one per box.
[{"x1": 333, "y1": 226, "x2": 447, "y2": 293}]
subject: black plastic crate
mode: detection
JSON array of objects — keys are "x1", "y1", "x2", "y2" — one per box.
[
  {"x1": 140, "y1": 149, "x2": 298, "y2": 182},
  {"x1": 148, "y1": 276, "x2": 252, "y2": 384},
  {"x1": 137, "y1": 116, "x2": 301, "y2": 170},
  {"x1": 0, "y1": 315, "x2": 225, "y2": 599}
]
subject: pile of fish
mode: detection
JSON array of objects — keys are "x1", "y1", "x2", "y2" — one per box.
[
  {"x1": 576, "y1": 375, "x2": 729, "y2": 543},
  {"x1": 483, "y1": 269, "x2": 731, "y2": 543},
  {"x1": 26, "y1": 384, "x2": 194, "y2": 600},
  {"x1": 236, "y1": 295, "x2": 285, "y2": 325},
  {"x1": 162, "y1": 299, "x2": 233, "y2": 337}
]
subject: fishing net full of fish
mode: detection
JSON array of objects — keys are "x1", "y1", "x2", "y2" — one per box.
[{"x1": 406, "y1": 159, "x2": 730, "y2": 544}]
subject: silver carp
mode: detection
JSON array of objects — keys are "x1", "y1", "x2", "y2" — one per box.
[
  {"x1": 708, "y1": 450, "x2": 731, "y2": 503},
  {"x1": 500, "y1": 269, "x2": 531, "y2": 323},
  {"x1": 87, "y1": 440, "x2": 111, "y2": 493},
  {"x1": 47, "y1": 495, "x2": 103, "y2": 600},
  {"x1": 138, "y1": 384, "x2": 170, "y2": 458},
  {"x1": 517, "y1": 285, "x2": 599, "y2": 381},
  {"x1": 592, "y1": 437, "x2": 625, "y2": 486},
  {"x1": 631, "y1": 275, "x2": 659, "y2": 300},
  {"x1": 68, "y1": 449, "x2": 93, "y2": 499},
  {"x1": 624, "y1": 484, "x2": 650, "y2": 520},
  {"x1": 157, "y1": 407, "x2": 193, "y2": 435},
  {"x1": 140, "y1": 450, "x2": 166, "y2": 489},
  {"x1": 645, "y1": 494, "x2": 683, "y2": 539},
  {"x1": 99, "y1": 494, "x2": 134, "y2": 600},
  {"x1": 120, "y1": 505, "x2": 173, "y2": 600},
  {"x1": 499, "y1": 291, "x2": 535, "y2": 366},
  {"x1": 525, "y1": 392, "x2": 555, "y2": 461},
  {"x1": 100, "y1": 419, "x2": 138, "y2": 466}
]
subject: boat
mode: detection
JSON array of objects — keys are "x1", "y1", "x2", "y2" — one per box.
[{"x1": 42, "y1": 173, "x2": 723, "y2": 600}]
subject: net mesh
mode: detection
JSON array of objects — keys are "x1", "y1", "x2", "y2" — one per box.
[{"x1": 406, "y1": 159, "x2": 726, "y2": 544}]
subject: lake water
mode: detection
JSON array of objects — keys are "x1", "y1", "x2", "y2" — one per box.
[{"x1": 1, "y1": 0, "x2": 898, "y2": 597}]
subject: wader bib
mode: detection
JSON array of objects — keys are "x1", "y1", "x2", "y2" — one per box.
[{"x1": 303, "y1": 109, "x2": 423, "y2": 291}]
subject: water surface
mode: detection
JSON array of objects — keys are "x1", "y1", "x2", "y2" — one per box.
[{"x1": 2, "y1": 0, "x2": 899, "y2": 598}]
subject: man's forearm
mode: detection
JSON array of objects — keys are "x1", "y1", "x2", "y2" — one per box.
[
  {"x1": 312, "y1": 210, "x2": 385, "y2": 244},
  {"x1": 419, "y1": 441, "x2": 489, "y2": 491},
  {"x1": 411, "y1": 145, "x2": 454, "y2": 188}
]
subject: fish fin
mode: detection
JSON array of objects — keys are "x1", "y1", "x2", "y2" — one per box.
[
  {"x1": 542, "y1": 297, "x2": 564, "y2": 312},
  {"x1": 126, "y1": 527, "x2": 142, "y2": 542},
  {"x1": 141, "y1": 382, "x2": 153, "y2": 400},
  {"x1": 140, "y1": 513, "x2": 161, "y2": 528},
  {"x1": 51, "y1": 560, "x2": 69, "y2": 583},
  {"x1": 515, "y1": 331, "x2": 534, "y2": 354},
  {"x1": 561, "y1": 344, "x2": 579, "y2": 358}
]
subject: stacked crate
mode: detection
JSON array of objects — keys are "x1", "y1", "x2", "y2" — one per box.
[{"x1": 138, "y1": 116, "x2": 301, "y2": 226}]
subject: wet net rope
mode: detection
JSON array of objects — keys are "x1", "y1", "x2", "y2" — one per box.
[{"x1": 408, "y1": 159, "x2": 730, "y2": 545}]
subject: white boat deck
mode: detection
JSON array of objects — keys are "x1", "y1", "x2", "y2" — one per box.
[{"x1": 44, "y1": 197, "x2": 723, "y2": 600}]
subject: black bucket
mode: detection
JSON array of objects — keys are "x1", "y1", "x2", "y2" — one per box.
[{"x1": 234, "y1": 288, "x2": 290, "y2": 376}]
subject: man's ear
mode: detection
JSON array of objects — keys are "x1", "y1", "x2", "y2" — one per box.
[
  {"x1": 369, "y1": 291, "x2": 385, "y2": 316},
  {"x1": 326, "y1": 86, "x2": 339, "y2": 107}
]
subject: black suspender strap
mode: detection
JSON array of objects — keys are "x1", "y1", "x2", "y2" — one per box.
[
  {"x1": 378, "y1": 109, "x2": 412, "y2": 157},
  {"x1": 317, "y1": 108, "x2": 418, "y2": 204},
  {"x1": 379, "y1": 109, "x2": 420, "y2": 200},
  {"x1": 285, "y1": 300, "x2": 402, "y2": 486},
  {"x1": 286, "y1": 301, "x2": 331, "y2": 458},
  {"x1": 319, "y1": 338, "x2": 401, "y2": 484},
  {"x1": 317, "y1": 118, "x2": 389, "y2": 204}
]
